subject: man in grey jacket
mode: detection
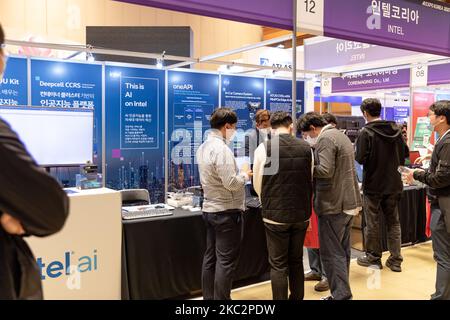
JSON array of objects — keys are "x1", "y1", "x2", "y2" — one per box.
[
  {"x1": 196, "y1": 107, "x2": 252, "y2": 300},
  {"x1": 297, "y1": 112, "x2": 362, "y2": 300}
]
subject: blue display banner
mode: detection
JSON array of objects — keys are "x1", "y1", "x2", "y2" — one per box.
[
  {"x1": 30, "y1": 59, "x2": 103, "y2": 168},
  {"x1": 393, "y1": 106, "x2": 409, "y2": 123},
  {"x1": 168, "y1": 71, "x2": 219, "y2": 190},
  {"x1": 105, "y1": 65, "x2": 165, "y2": 203},
  {"x1": 220, "y1": 75, "x2": 264, "y2": 131},
  {"x1": 0, "y1": 57, "x2": 28, "y2": 106},
  {"x1": 383, "y1": 107, "x2": 395, "y2": 121},
  {"x1": 265, "y1": 79, "x2": 305, "y2": 116}
]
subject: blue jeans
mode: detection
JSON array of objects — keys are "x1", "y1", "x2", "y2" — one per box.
[
  {"x1": 307, "y1": 248, "x2": 327, "y2": 279},
  {"x1": 318, "y1": 212, "x2": 353, "y2": 300}
]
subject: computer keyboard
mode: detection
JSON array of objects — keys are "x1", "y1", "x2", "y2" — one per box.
[{"x1": 122, "y1": 205, "x2": 174, "y2": 220}]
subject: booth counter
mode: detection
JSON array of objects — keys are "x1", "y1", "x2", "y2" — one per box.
[{"x1": 26, "y1": 188, "x2": 122, "y2": 300}]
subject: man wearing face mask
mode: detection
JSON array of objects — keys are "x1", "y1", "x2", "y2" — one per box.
[
  {"x1": 297, "y1": 112, "x2": 362, "y2": 300},
  {"x1": 355, "y1": 98, "x2": 407, "y2": 272},
  {"x1": 196, "y1": 107, "x2": 253, "y2": 300},
  {"x1": 404, "y1": 100, "x2": 450, "y2": 300},
  {"x1": 0, "y1": 24, "x2": 69, "y2": 299},
  {"x1": 304, "y1": 112, "x2": 337, "y2": 293}
]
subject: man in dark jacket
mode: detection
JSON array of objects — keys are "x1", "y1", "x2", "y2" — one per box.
[
  {"x1": 253, "y1": 111, "x2": 312, "y2": 300},
  {"x1": 297, "y1": 112, "x2": 362, "y2": 301},
  {"x1": 0, "y1": 24, "x2": 69, "y2": 300},
  {"x1": 304, "y1": 113, "x2": 338, "y2": 293},
  {"x1": 405, "y1": 100, "x2": 450, "y2": 300},
  {"x1": 355, "y1": 98, "x2": 407, "y2": 272}
]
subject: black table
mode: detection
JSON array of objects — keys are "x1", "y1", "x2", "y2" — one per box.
[
  {"x1": 360, "y1": 186, "x2": 428, "y2": 252},
  {"x1": 122, "y1": 206, "x2": 269, "y2": 300}
]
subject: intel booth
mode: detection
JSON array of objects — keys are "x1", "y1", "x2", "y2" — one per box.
[{"x1": 0, "y1": 54, "x2": 314, "y2": 299}]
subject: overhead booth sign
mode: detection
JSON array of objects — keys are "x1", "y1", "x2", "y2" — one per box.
[{"x1": 297, "y1": 0, "x2": 450, "y2": 56}]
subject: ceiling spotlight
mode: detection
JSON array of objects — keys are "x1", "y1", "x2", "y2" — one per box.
[
  {"x1": 277, "y1": 44, "x2": 285, "y2": 49},
  {"x1": 156, "y1": 50, "x2": 166, "y2": 69}
]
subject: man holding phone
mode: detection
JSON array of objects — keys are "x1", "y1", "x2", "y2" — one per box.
[{"x1": 405, "y1": 100, "x2": 450, "y2": 300}]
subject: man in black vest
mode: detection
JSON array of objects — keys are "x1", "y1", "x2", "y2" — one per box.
[
  {"x1": 297, "y1": 112, "x2": 362, "y2": 300},
  {"x1": 253, "y1": 111, "x2": 313, "y2": 300},
  {"x1": 404, "y1": 100, "x2": 450, "y2": 300}
]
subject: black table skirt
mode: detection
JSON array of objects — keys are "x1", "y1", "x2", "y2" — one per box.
[
  {"x1": 361, "y1": 186, "x2": 428, "y2": 252},
  {"x1": 122, "y1": 207, "x2": 269, "y2": 300}
]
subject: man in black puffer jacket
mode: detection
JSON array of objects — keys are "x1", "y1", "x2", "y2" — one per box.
[
  {"x1": 0, "y1": 24, "x2": 69, "y2": 300},
  {"x1": 355, "y1": 98, "x2": 407, "y2": 272},
  {"x1": 253, "y1": 111, "x2": 312, "y2": 300}
]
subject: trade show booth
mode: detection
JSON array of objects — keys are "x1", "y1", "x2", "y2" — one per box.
[{"x1": 1, "y1": 0, "x2": 449, "y2": 301}]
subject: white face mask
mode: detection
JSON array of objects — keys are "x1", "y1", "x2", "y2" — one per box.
[
  {"x1": 226, "y1": 129, "x2": 237, "y2": 143},
  {"x1": 259, "y1": 128, "x2": 270, "y2": 135},
  {"x1": 305, "y1": 135, "x2": 318, "y2": 146}
]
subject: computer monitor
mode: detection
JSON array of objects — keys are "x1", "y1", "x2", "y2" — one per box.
[
  {"x1": 336, "y1": 116, "x2": 366, "y2": 143},
  {"x1": 0, "y1": 105, "x2": 94, "y2": 166},
  {"x1": 336, "y1": 116, "x2": 366, "y2": 131}
]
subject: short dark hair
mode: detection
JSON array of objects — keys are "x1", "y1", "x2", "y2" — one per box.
[
  {"x1": 270, "y1": 111, "x2": 292, "y2": 129},
  {"x1": 430, "y1": 100, "x2": 450, "y2": 125},
  {"x1": 360, "y1": 98, "x2": 382, "y2": 117},
  {"x1": 296, "y1": 112, "x2": 327, "y2": 132},
  {"x1": 210, "y1": 107, "x2": 238, "y2": 129},
  {"x1": 255, "y1": 109, "x2": 270, "y2": 124},
  {"x1": 0, "y1": 24, "x2": 4, "y2": 45},
  {"x1": 322, "y1": 112, "x2": 337, "y2": 126}
]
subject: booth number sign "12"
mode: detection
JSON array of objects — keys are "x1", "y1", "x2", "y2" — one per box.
[{"x1": 297, "y1": 0, "x2": 324, "y2": 35}]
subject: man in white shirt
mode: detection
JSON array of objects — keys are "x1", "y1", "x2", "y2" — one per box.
[{"x1": 196, "y1": 107, "x2": 252, "y2": 300}]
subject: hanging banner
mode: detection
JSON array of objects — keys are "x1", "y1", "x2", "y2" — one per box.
[
  {"x1": 428, "y1": 63, "x2": 450, "y2": 85},
  {"x1": 305, "y1": 38, "x2": 420, "y2": 70},
  {"x1": 297, "y1": 0, "x2": 450, "y2": 57},
  {"x1": 168, "y1": 71, "x2": 219, "y2": 190},
  {"x1": 265, "y1": 79, "x2": 305, "y2": 116},
  {"x1": 332, "y1": 69, "x2": 410, "y2": 93},
  {"x1": 105, "y1": 65, "x2": 165, "y2": 203},
  {"x1": 30, "y1": 59, "x2": 103, "y2": 168},
  {"x1": 0, "y1": 57, "x2": 28, "y2": 106}
]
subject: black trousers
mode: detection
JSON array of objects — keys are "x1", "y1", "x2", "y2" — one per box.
[
  {"x1": 430, "y1": 204, "x2": 450, "y2": 300},
  {"x1": 264, "y1": 221, "x2": 309, "y2": 300},
  {"x1": 363, "y1": 193, "x2": 403, "y2": 265},
  {"x1": 318, "y1": 212, "x2": 353, "y2": 300},
  {"x1": 202, "y1": 210, "x2": 243, "y2": 300}
]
